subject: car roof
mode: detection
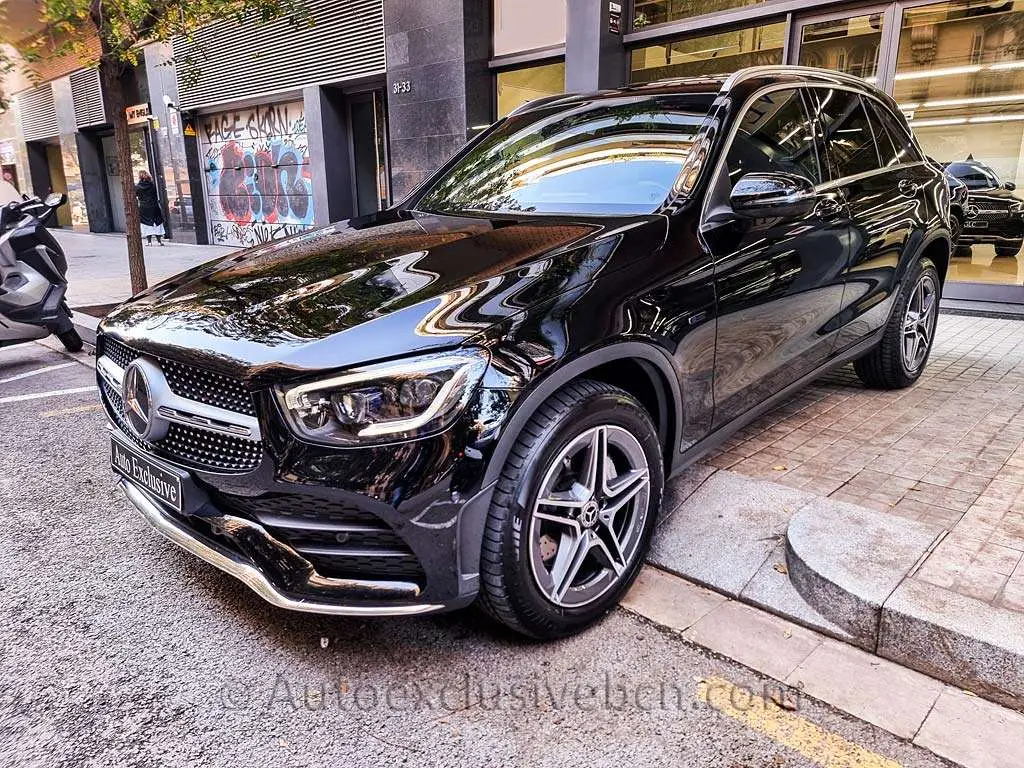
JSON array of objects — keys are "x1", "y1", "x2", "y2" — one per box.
[{"x1": 508, "y1": 66, "x2": 881, "y2": 118}]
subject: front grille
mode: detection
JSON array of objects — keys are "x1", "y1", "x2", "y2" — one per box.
[
  {"x1": 98, "y1": 336, "x2": 262, "y2": 474},
  {"x1": 211, "y1": 492, "x2": 426, "y2": 584},
  {"x1": 101, "y1": 337, "x2": 256, "y2": 416}
]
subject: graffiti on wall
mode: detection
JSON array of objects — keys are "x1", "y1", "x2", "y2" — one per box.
[{"x1": 199, "y1": 101, "x2": 314, "y2": 248}]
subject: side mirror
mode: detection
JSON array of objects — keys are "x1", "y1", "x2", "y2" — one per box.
[
  {"x1": 45, "y1": 192, "x2": 66, "y2": 207},
  {"x1": 730, "y1": 172, "x2": 816, "y2": 219},
  {"x1": 1004, "y1": 181, "x2": 1017, "y2": 191}
]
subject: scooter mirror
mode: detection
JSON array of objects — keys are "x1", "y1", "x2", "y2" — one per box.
[{"x1": 44, "y1": 192, "x2": 66, "y2": 207}]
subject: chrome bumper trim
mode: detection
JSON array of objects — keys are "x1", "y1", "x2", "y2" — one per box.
[{"x1": 120, "y1": 479, "x2": 444, "y2": 617}]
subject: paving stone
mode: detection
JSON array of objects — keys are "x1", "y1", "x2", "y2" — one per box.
[
  {"x1": 683, "y1": 599, "x2": 823, "y2": 683},
  {"x1": 649, "y1": 470, "x2": 815, "y2": 597},
  {"x1": 914, "y1": 688, "x2": 1024, "y2": 768},
  {"x1": 786, "y1": 638, "x2": 944, "y2": 740},
  {"x1": 621, "y1": 566, "x2": 726, "y2": 633},
  {"x1": 659, "y1": 463, "x2": 717, "y2": 523},
  {"x1": 739, "y1": 542, "x2": 858, "y2": 646}
]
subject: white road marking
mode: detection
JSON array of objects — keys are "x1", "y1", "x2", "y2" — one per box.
[
  {"x1": 0, "y1": 362, "x2": 77, "y2": 385},
  {"x1": 0, "y1": 386, "x2": 97, "y2": 404}
]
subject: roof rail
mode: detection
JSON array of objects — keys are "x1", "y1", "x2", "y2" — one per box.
[{"x1": 721, "y1": 65, "x2": 874, "y2": 91}]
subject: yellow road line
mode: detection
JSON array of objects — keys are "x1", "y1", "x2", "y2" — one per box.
[
  {"x1": 40, "y1": 403, "x2": 103, "y2": 418},
  {"x1": 697, "y1": 676, "x2": 902, "y2": 768}
]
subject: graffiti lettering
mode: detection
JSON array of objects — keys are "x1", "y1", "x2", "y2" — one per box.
[{"x1": 200, "y1": 101, "x2": 315, "y2": 247}]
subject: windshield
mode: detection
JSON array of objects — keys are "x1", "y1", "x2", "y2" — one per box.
[
  {"x1": 946, "y1": 161, "x2": 1001, "y2": 190},
  {"x1": 416, "y1": 94, "x2": 715, "y2": 216}
]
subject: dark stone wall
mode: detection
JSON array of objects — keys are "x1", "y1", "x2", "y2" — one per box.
[
  {"x1": 304, "y1": 85, "x2": 354, "y2": 224},
  {"x1": 75, "y1": 132, "x2": 112, "y2": 232},
  {"x1": 566, "y1": 0, "x2": 627, "y2": 92},
  {"x1": 384, "y1": 0, "x2": 491, "y2": 201}
]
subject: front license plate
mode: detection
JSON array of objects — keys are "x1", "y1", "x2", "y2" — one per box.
[
  {"x1": 111, "y1": 438, "x2": 184, "y2": 512},
  {"x1": 964, "y1": 221, "x2": 988, "y2": 229}
]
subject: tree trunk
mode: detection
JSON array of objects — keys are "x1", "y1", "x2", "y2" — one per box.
[{"x1": 98, "y1": 51, "x2": 148, "y2": 294}]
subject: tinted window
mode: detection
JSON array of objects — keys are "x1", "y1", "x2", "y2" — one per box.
[
  {"x1": 867, "y1": 99, "x2": 922, "y2": 166},
  {"x1": 416, "y1": 94, "x2": 715, "y2": 215},
  {"x1": 946, "y1": 162, "x2": 1001, "y2": 190},
  {"x1": 726, "y1": 88, "x2": 821, "y2": 185},
  {"x1": 808, "y1": 88, "x2": 881, "y2": 179},
  {"x1": 865, "y1": 102, "x2": 901, "y2": 168}
]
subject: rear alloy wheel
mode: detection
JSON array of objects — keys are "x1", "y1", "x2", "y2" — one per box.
[
  {"x1": 854, "y1": 257, "x2": 940, "y2": 389},
  {"x1": 477, "y1": 380, "x2": 663, "y2": 639}
]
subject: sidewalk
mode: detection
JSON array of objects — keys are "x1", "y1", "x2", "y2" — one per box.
[
  {"x1": 651, "y1": 314, "x2": 1024, "y2": 711},
  {"x1": 54, "y1": 230, "x2": 235, "y2": 310}
]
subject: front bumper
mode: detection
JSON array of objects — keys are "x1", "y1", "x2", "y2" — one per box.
[{"x1": 121, "y1": 479, "x2": 444, "y2": 615}]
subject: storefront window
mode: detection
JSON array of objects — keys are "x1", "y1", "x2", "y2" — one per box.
[
  {"x1": 629, "y1": 22, "x2": 786, "y2": 83},
  {"x1": 897, "y1": 0, "x2": 1024, "y2": 287},
  {"x1": 632, "y1": 0, "x2": 763, "y2": 29},
  {"x1": 797, "y1": 14, "x2": 885, "y2": 82},
  {"x1": 496, "y1": 61, "x2": 566, "y2": 118}
]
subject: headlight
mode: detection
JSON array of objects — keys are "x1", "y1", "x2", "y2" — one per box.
[{"x1": 279, "y1": 349, "x2": 489, "y2": 446}]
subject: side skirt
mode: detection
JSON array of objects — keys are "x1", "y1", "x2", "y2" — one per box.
[{"x1": 668, "y1": 326, "x2": 885, "y2": 479}]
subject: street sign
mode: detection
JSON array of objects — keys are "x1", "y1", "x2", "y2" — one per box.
[{"x1": 126, "y1": 103, "x2": 151, "y2": 125}]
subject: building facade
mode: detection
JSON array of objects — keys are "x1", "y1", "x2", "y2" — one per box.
[{"x1": 2, "y1": 0, "x2": 1023, "y2": 303}]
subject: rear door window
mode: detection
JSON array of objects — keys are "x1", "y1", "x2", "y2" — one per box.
[
  {"x1": 725, "y1": 88, "x2": 821, "y2": 186},
  {"x1": 866, "y1": 99, "x2": 923, "y2": 166},
  {"x1": 807, "y1": 88, "x2": 881, "y2": 180}
]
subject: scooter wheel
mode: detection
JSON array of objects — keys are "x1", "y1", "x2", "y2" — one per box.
[{"x1": 58, "y1": 329, "x2": 83, "y2": 353}]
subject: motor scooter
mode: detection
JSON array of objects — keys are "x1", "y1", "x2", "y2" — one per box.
[{"x1": 0, "y1": 193, "x2": 83, "y2": 352}]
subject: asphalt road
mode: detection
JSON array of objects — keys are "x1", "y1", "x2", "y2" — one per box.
[{"x1": 0, "y1": 341, "x2": 954, "y2": 768}]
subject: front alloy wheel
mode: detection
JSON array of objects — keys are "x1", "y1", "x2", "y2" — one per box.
[
  {"x1": 478, "y1": 379, "x2": 664, "y2": 639},
  {"x1": 528, "y1": 425, "x2": 650, "y2": 608}
]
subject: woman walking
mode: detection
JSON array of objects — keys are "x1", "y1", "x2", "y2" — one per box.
[{"x1": 134, "y1": 170, "x2": 165, "y2": 245}]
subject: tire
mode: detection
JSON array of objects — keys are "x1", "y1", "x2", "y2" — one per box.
[
  {"x1": 57, "y1": 329, "x2": 83, "y2": 353},
  {"x1": 854, "y1": 257, "x2": 940, "y2": 390},
  {"x1": 477, "y1": 379, "x2": 664, "y2": 639},
  {"x1": 995, "y1": 241, "x2": 1022, "y2": 258}
]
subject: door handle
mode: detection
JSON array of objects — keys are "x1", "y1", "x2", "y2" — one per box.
[
  {"x1": 898, "y1": 179, "x2": 920, "y2": 197},
  {"x1": 813, "y1": 197, "x2": 843, "y2": 219}
]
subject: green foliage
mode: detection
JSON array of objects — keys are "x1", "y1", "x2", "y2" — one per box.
[{"x1": 15, "y1": 0, "x2": 308, "y2": 75}]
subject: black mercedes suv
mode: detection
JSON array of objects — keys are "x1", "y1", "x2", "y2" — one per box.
[
  {"x1": 944, "y1": 159, "x2": 1024, "y2": 258},
  {"x1": 98, "y1": 66, "x2": 950, "y2": 639}
]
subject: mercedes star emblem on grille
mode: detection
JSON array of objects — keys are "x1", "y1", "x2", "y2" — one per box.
[{"x1": 122, "y1": 358, "x2": 170, "y2": 442}]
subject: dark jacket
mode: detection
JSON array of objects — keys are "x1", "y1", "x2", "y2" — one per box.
[{"x1": 134, "y1": 179, "x2": 164, "y2": 226}]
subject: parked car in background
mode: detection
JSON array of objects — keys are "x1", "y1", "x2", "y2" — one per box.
[
  {"x1": 96, "y1": 66, "x2": 951, "y2": 639},
  {"x1": 944, "y1": 159, "x2": 1024, "y2": 257}
]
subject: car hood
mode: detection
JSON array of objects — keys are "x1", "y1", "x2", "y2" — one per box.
[
  {"x1": 968, "y1": 187, "x2": 1023, "y2": 209},
  {"x1": 100, "y1": 209, "x2": 663, "y2": 382}
]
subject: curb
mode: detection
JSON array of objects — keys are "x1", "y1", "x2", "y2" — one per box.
[
  {"x1": 623, "y1": 565, "x2": 1024, "y2": 768},
  {"x1": 70, "y1": 311, "x2": 99, "y2": 347},
  {"x1": 785, "y1": 503, "x2": 1024, "y2": 712}
]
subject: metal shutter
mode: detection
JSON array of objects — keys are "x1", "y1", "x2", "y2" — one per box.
[
  {"x1": 17, "y1": 84, "x2": 59, "y2": 141},
  {"x1": 174, "y1": 0, "x2": 385, "y2": 111},
  {"x1": 70, "y1": 69, "x2": 107, "y2": 128}
]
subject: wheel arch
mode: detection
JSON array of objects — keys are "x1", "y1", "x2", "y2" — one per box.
[
  {"x1": 907, "y1": 230, "x2": 951, "y2": 286},
  {"x1": 483, "y1": 342, "x2": 684, "y2": 487}
]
